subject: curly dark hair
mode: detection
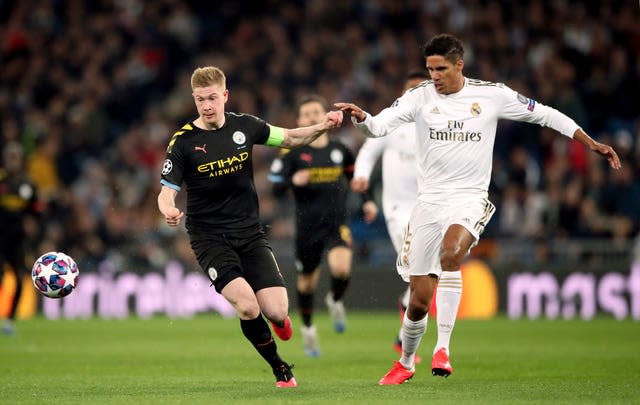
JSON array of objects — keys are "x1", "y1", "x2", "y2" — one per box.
[{"x1": 422, "y1": 34, "x2": 464, "y2": 63}]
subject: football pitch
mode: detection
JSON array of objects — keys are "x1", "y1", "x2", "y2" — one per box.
[{"x1": 1, "y1": 313, "x2": 638, "y2": 404}]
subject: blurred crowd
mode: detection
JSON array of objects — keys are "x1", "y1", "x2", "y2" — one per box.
[{"x1": 1, "y1": 0, "x2": 639, "y2": 274}]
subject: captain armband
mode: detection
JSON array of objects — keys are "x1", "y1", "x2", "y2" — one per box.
[{"x1": 266, "y1": 125, "x2": 285, "y2": 147}]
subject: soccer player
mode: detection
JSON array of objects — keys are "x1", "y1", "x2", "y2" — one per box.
[
  {"x1": 352, "y1": 69, "x2": 433, "y2": 366},
  {"x1": 336, "y1": 34, "x2": 621, "y2": 385},
  {"x1": 0, "y1": 142, "x2": 43, "y2": 335},
  {"x1": 157, "y1": 66, "x2": 344, "y2": 387},
  {"x1": 269, "y1": 95, "x2": 375, "y2": 357}
]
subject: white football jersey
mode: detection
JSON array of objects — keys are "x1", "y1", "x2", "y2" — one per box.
[
  {"x1": 354, "y1": 78, "x2": 580, "y2": 204},
  {"x1": 353, "y1": 123, "x2": 418, "y2": 212}
]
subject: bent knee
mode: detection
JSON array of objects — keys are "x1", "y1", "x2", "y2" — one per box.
[
  {"x1": 234, "y1": 302, "x2": 262, "y2": 320},
  {"x1": 330, "y1": 266, "x2": 351, "y2": 279},
  {"x1": 263, "y1": 307, "x2": 288, "y2": 324},
  {"x1": 440, "y1": 248, "x2": 464, "y2": 272},
  {"x1": 408, "y1": 300, "x2": 430, "y2": 316},
  {"x1": 297, "y1": 273, "x2": 316, "y2": 293}
]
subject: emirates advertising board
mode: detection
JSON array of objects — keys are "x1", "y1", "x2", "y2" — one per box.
[{"x1": 2, "y1": 259, "x2": 638, "y2": 321}]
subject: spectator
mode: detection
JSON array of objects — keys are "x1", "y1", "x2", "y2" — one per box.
[{"x1": 0, "y1": 0, "x2": 636, "y2": 292}]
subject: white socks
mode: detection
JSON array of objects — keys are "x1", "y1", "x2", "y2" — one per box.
[
  {"x1": 397, "y1": 287, "x2": 411, "y2": 341},
  {"x1": 435, "y1": 270, "x2": 462, "y2": 354},
  {"x1": 397, "y1": 270, "x2": 461, "y2": 368},
  {"x1": 399, "y1": 312, "x2": 427, "y2": 370}
]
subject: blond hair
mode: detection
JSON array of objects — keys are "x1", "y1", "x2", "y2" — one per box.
[{"x1": 190, "y1": 66, "x2": 226, "y2": 90}]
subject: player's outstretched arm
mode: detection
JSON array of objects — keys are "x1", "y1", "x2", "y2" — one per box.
[
  {"x1": 280, "y1": 110, "x2": 344, "y2": 149},
  {"x1": 573, "y1": 128, "x2": 622, "y2": 170}
]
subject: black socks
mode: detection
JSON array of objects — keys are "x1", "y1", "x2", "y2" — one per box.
[
  {"x1": 330, "y1": 276, "x2": 350, "y2": 302},
  {"x1": 298, "y1": 292, "x2": 314, "y2": 327},
  {"x1": 240, "y1": 315, "x2": 283, "y2": 369}
]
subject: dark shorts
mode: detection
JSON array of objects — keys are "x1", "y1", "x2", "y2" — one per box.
[
  {"x1": 190, "y1": 231, "x2": 286, "y2": 294},
  {"x1": 295, "y1": 224, "x2": 352, "y2": 274}
]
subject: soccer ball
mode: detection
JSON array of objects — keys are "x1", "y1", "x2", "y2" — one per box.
[{"x1": 31, "y1": 252, "x2": 79, "y2": 298}]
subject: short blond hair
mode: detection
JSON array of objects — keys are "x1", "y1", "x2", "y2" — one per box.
[{"x1": 191, "y1": 66, "x2": 226, "y2": 90}]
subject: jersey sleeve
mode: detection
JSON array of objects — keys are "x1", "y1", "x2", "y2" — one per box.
[
  {"x1": 354, "y1": 136, "x2": 387, "y2": 180},
  {"x1": 342, "y1": 144, "x2": 356, "y2": 182},
  {"x1": 353, "y1": 91, "x2": 418, "y2": 138},
  {"x1": 237, "y1": 114, "x2": 272, "y2": 145},
  {"x1": 160, "y1": 134, "x2": 185, "y2": 191},
  {"x1": 497, "y1": 85, "x2": 580, "y2": 138}
]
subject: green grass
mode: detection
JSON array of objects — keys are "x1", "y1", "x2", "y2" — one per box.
[{"x1": 1, "y1": 313, "x2": 638, "y2": 404}]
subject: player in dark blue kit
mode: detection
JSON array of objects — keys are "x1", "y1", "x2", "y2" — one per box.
[
  {"x1": 157, "y1": 66, "x2": 343, "y2": 388},
  {"x1": 269, "y1": 95, "x2": 376, "y2": 357}
]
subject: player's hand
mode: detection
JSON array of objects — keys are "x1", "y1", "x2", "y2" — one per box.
[
  {"x1": 575, "y1": 129, "x2": 622, "y2": 170},
  {"x1": 350, "y1": 177, "x2": 369, "y2": 193},
  {"x1": 362, "y1": 200, "x2": 378, "y2": 224},
  {"x1": 592, "y1": 142, "x2": 622, "y2": 170},
  {"x1": 163, "y1": 207, "x2": 184, "y2": 227},
  {"x1": 334, "y1": 102, "x2": 366, "y2": 123},
  {"x1": 292, "y1": 169, "x2": 310, "y2": 186},
  {"x1": 325, "y1": 110, "x2": 344, "y2": 129}
]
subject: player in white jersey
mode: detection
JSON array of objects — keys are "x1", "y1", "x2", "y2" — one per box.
[
  {"x1": 352, "y1": 70, "x2": 432, "y2": 364},
  {"x1": 336, "y1": 34, "x2": 621, "y2": 385}
]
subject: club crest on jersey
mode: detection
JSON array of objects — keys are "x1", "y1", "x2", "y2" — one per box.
[
  {"x1": 232, "y1": 131, "x2": 246, "y2": 145},
  {"x1": 471, "y1": 102, "x2": 482, "y2": 116},
  {"x1": 330, "y1": 149, "x2": 344, "y2": 164},
  {"x1": 162, "y1": 159, "x2": 173, "y2": 175},
  {"x1": 194, "y1": 144, "x2": 207, "y2": 153}
]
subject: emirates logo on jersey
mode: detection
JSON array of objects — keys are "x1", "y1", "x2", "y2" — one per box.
[{"x1": 430, "y1": 121, "x2": 482, "y2": 142}]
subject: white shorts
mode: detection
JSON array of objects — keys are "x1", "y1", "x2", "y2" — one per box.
[
  {"x1": 396, "y1": 197, "x2": 495, "y2": 281},
  {"x1": 383, "y1": 201, "x2": 415, "y2": 254}
]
